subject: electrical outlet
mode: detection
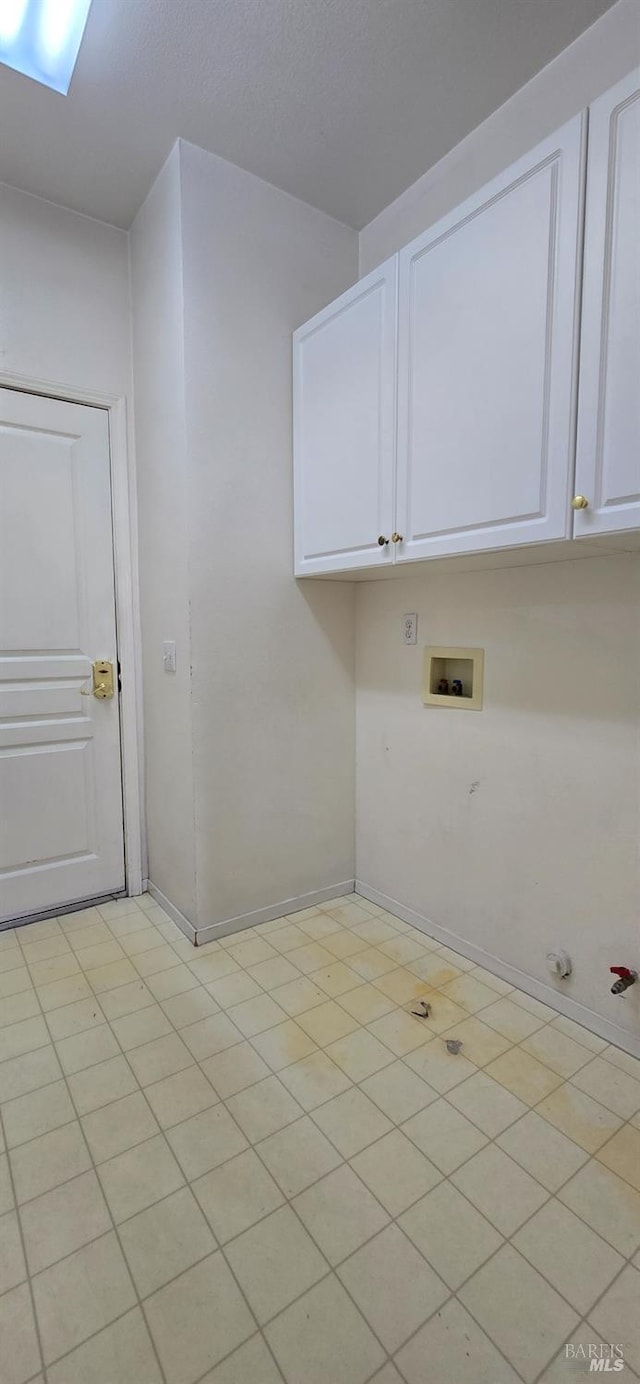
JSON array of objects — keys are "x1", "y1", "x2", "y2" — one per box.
[
  {"x1": 403, "y1": 613, "x2": 418, "y2": 645},
  {"x1": 163, "y1": 641, "x2": 176, "y2": 673}
]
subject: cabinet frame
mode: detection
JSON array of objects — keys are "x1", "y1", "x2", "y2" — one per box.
[
  {"x1": 293, "y1": 257, "x2": 398, "y2": 576},
  {"x1": 573, "y1": 68, "x2": 640, "y2": 538},
  {"x1": 394, "y1": 114, "x2": 587, "y2": 564},
  {"x1": 292, "y1": 76, "x2": 640, "y2": 578}
]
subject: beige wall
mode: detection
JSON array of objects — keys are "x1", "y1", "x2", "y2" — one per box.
[
  {"x1": 360, "y1": 0, "x2": 640, "y2": 275},
  {"x1": 0, "y1": 182, "x2": 131, "y2": 398},
  {"x1": 355, "y1": 0, "x2": 640, "y2": 1041},
  {"x1": 0, "y1": 180, "x2": 146, "y2": 895},
  {"x1": 1, "y1": 146, "x2": 359, "y2": 934},
  {"x1": 130, "y1": 148, "x2": 196, "y2": 920},
  {"x1": 179, "y1": 142, "x2": 358, "y2": 928},
  {"x1": 356, "y1": 557, "x2": 640, "y2": 1041},
  {"x1": 131, "y1": 141, "x2": 359, "y2": 931}
]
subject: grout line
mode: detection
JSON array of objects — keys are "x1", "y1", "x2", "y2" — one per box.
[
  {"x1": 390, "y1": 1115, "x2": 638, "y2": 1379},
  {"x1": 1, "y1": 895, "x2": 639, "y2": 1384},
  {"x1": 9, "y1": 1118, "x2": 95, "y2": 1208},
  {"x1": 218, "y1": 1054, "x2": 556, "y2": 1375},
  {"x1": 220, "y1": 928, "x2": 640, "y2": 1352},
  {"x1": 3, "y1": 911, "x2": 639, "y2": 1178},
  {"x1": 36, "y1": 1293, "x2": 171, "y2": 1383},
  {"x1": 29, "y1": 1024, "x2": 169, "y2": 1382},
  {"x1": 189, "y1": 1327, "x2": 288, "y2": 1384},
  {"x1": 208, "y1": 1107, "x2": 400, "y2": 1375},
  {"x1": 96, "y1": 913, "x2": 397, "y2": 1366},
  {"x1": 0, "y1": 1102, "x2": 47, "y2": 1380},
  {"x1": 3, "y1": 914, "x2": 640, "y2": 1169}
]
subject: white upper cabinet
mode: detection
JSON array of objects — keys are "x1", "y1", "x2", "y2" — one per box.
[
  {"x1": 293, "y1": 258, "x2": 397, "y2": 575},
  {"x1": 292, "y1": 78, "x2": 640, "y2": 578},
  {"x1": 573, "y1": 69, "x2": 640, "y2": 538},
  {"x1": 395, "y1": 116, "x2": 585, "y2": 562}
]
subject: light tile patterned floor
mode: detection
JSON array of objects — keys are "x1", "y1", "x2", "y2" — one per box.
[{"x1": 0, "y1": 893, "x2": 639, "y2": 1384}]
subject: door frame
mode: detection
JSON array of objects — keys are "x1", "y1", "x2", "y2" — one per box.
[{"x1": 0, "y1": 370, "x2": 145, "y2": 899}]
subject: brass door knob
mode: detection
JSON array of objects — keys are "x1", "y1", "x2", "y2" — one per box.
[
  {"x1": 391, "y1": 532, "x2": 404, "y2": 543},
  {"x1": 80, "y1": 660, "x2": 115, "y2": 699},
  {"x1": 377, "y1": 535, "x2": 389, "y2": 546},
  {"x1": 571, "y1": 495, "x2": 590, "y2": 510}
]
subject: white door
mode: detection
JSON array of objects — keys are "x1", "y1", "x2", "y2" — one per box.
[
  {"x1": 395, "y1": 115, "x2": 585, "y2": 562},
  {"x1": 0, "y1": 388, "x2": 125, "y2": 922},
  {"x1": 293, "y1": 258, "x2": 397, "y2": 575},
  {"x1": 573, "y1": 70, "x2": 640, "y2": 538}
]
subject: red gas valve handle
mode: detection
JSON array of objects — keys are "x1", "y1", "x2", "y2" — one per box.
[{"x1": 610, "y1": 966, "x2": 637, "y2": 996}]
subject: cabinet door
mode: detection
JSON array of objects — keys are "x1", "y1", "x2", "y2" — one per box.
[
  {"x1": 396, "y1": 116, "x2": 585, "y2": 562},
  {"x1": 574, "y1": 71, "x2": 640, "y2": 538},
  {"x1": 293, "y1": 259, "x2": 396, "y2": 575}
]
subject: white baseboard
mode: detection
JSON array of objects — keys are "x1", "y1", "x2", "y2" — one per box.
[
  {"x1": 145, "y1": 878, "x2": 355, "y2": 948},
  {"x1": 356, "y1": 880, "x2": 640, "y2": 1060},
  {"x1": 146, "y1": 881, "x2": 197, "y2": 945},
  {"x1": 194, "y1": 880, "x2": 355, "y2": 947}
]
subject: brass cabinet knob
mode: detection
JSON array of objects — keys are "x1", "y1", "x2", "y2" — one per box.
[
  {"x1": 391, "y1": 532, "x2": 404, "y2": 543},
  {"x1": 571, "y1": 495, "x2": 590, "y2": 510},
  {"x1": 377, "y1": 535, "x2": 389, "y2": 546}
]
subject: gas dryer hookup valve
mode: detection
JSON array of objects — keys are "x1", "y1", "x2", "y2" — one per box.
[{"x1": 610, "y1": 966, "x2": 638, "y2": 996}]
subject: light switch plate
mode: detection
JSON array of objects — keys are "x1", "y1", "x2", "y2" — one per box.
[{"x1": 163, "y1": 641, "x2": 176, "y2": 673}]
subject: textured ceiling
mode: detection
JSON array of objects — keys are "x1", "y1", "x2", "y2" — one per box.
[{"x1": 0, "y1": 0, "x2": 619, "y2": 228}]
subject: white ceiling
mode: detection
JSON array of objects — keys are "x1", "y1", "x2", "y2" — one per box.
[{"x1": 0, "y1": 0, "x2": 618, "y2": 229}]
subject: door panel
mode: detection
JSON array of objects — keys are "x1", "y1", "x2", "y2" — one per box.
[
  {"x1": 2, "y1": 742, "x2": 97, "y2": 874},
  {"x1": 574, "y1": 70, "x2": 640, "y2": 537},
  {"x1": 293, "y1": 258, "x2": 397, "y2": 574},
  {"x1": 0, "y1": 389, "x2": 125, "y2": 921},
  {"x1": 396, "y1": 116, "x2": 585, "y2": 561}
]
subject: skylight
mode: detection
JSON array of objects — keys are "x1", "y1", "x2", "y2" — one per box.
[{"x1": 0, "y1": 0, "x2": 92, "y2": 94}]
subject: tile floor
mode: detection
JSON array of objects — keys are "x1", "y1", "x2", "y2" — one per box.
[{"x1": 0, "y1": 892, "x2": 639, "y2": 1384}]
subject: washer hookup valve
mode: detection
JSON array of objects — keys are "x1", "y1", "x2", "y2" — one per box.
[{"x1": 610, "y1": 966, "x2": 638, "y2": 996}]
